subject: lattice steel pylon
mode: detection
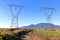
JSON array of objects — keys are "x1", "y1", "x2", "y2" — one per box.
[
  {"x1": 41, "y1": 7, "x2": 55, "y2": 28},
  {"x1": 9, "y1": 5, "x2": 23, "y2": 28}
]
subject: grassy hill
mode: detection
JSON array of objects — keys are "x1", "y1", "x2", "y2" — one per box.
[{"x1": 0, "y1": 28, "x2": 60, "y2": 40}]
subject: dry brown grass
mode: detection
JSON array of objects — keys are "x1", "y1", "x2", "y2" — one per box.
[
  {"x1": 23, "y1": 29, "x2": 60, "y2": 40},
  {"x1": 0, "y1": 28, "x2": 60, "y2": 40}
]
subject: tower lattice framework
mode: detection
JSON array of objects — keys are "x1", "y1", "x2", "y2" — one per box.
[
  {"x1": 9, "y1": 5, "x2": 23, "y2": 28},
  {"x1": 41, "y1": 7, "x2": 55, "y2": 28}
]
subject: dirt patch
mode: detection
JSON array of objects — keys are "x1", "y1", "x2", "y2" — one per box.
[{"x1": 23, "y1": 30, "x2": 60, "y2": 40}]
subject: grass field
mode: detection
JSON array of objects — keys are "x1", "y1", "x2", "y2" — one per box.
[
  {"x1": 0, "y1": 28, "x2": 60, "y2": 40},
  {"x1": 35, "y1": 29, "x2": 60, "y2": 38}
]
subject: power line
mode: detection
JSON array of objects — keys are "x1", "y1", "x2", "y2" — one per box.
[
  {"x1": 9, "y1": 5, "x2": 23, "y2": 28},
  {"x1": 41, "y1": 7, "x2": 55, "y2": 28}
]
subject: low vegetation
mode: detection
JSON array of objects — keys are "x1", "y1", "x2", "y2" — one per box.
[
  {"x1": 35, "y1": 29, "x2": 60, "y2": 38},
  {"x1": 0, "y1": 28, "x2": 60, "y2": 40}
]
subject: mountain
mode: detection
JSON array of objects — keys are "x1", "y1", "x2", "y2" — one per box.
[{"x1": 21, "y1": 23, "x2": 60, "y2": 29}]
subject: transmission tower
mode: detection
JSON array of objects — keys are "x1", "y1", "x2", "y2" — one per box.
[
  {"x1": 9, "y1": 5, "x2": 23, "y2": 28},
  {"x1": 41, "y1": 7, "x2": 55, "y2": 28}
]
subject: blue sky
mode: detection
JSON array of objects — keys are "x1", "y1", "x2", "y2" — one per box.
[{"x1": 0, "y1": 0, "x2": 60, "y2": 28}]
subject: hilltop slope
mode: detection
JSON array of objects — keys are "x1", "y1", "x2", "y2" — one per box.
[{"x1": 21, "y1": 23, "x2": 60, "y2": 29}]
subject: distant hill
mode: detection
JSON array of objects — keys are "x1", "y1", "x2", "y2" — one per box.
[{"x1": 21, "y1": 23, "x2": 60, "y2": 29}]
